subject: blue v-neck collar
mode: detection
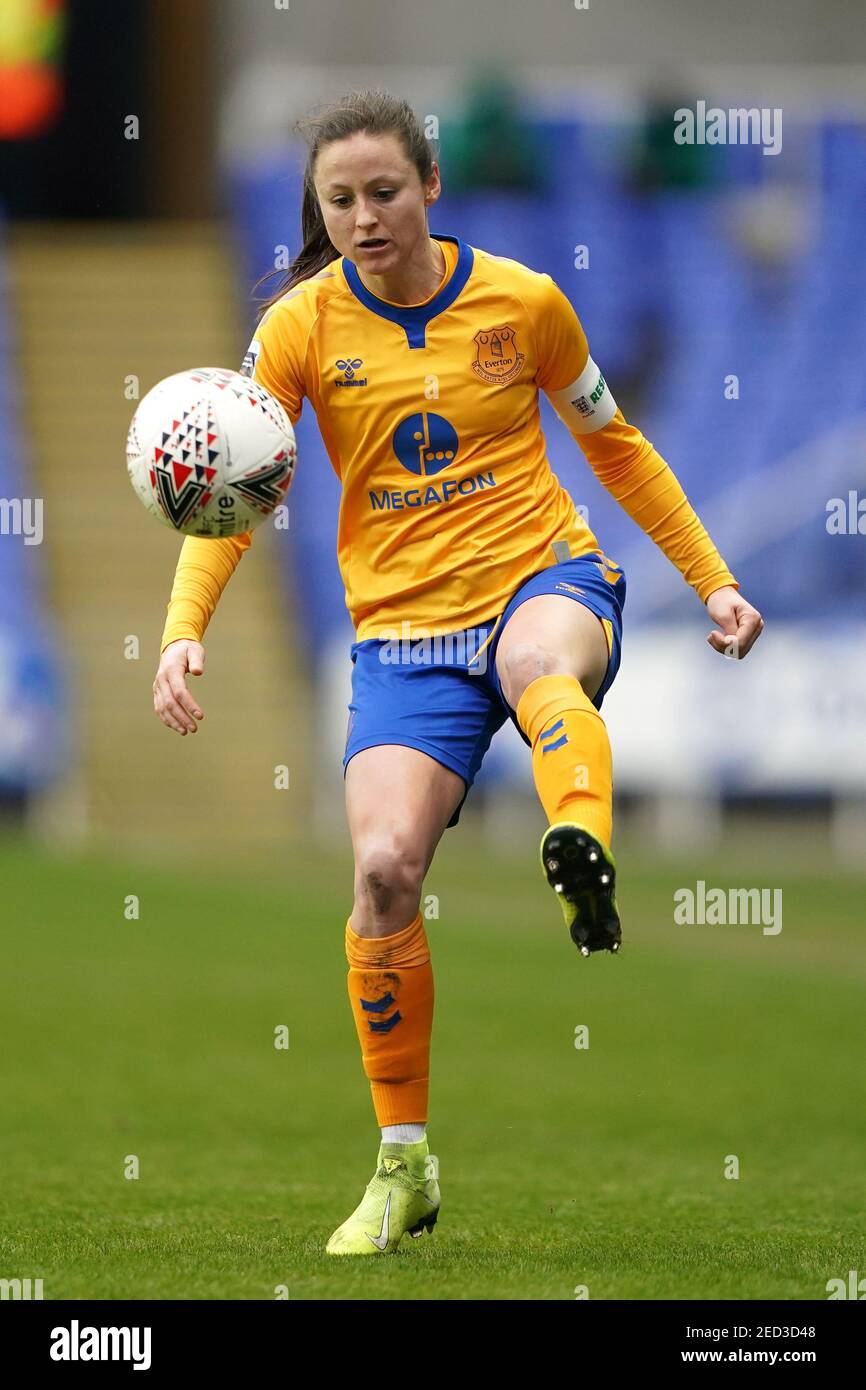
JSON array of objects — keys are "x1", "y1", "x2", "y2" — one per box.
[{"x1": 342, "y1": 235, "x2": 474, "y2": 349}]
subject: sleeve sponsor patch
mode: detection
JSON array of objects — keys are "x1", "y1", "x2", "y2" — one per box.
[
  {"x1": 240, "y1": 339, "x2": 261, "y2": 379},
  {"x1": 548, "y1": 355, "x2": 617, "y2": 435}
]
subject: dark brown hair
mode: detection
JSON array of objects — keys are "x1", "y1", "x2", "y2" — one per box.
[{"x1": 254, "y1": 90, "x2": 436, "y2": 319}]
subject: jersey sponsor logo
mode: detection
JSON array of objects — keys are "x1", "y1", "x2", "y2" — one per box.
[
  {"x1": 392, "y1": 411, "x2": 459, "y2": 476},
  {"x1": 334, "y1": 357, "x2": 367, "y2": 387},
  {"x1": 471, "y1": 326, "x2": 524, "y2": 384},
  {"x1": 368, "y1": 470, "x2": 496, "y2": 512},
  {"x1": 240, "y1": 339, "x2": 261, "y2": 378}
]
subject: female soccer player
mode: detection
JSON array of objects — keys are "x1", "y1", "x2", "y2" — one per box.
[{"x1": 153, "y1": 91, "x2": 763, "y2": 1255}]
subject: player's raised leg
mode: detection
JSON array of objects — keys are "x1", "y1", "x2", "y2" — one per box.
[
  {"x1": 496, "y1": 594, "x2": 621, "y2": 956},
  {"x1": 326, "y1": 743, "x2": 464, "y2": 1255}
]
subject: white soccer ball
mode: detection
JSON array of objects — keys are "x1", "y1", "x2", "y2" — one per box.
[{"x1": 126, "y1": 367, "x2": 296, "y2": 537}]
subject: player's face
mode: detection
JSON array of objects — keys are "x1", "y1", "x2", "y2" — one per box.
[{"x1": 313, "y1": 131, "x2": 439, "y2": 274}]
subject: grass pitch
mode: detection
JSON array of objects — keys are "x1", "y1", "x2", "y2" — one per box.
[{"x1": 1, "y1": 830, "x2": 864, "y2": 1300}]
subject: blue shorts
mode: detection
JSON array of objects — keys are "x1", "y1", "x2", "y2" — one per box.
[{"x1": 343, "y1": 552, "x2": 626, "y2": 828}]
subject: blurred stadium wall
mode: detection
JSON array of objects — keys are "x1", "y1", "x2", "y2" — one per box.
[
  {"x1": 2, "y1": 0, "x2": 865, "y2": 865},
  {"x1": 6, "y1": 221, "x2": 312, "y2": 859},
  {"x1": 1, "y1": 3, "x2": 311, "y2": 859}
]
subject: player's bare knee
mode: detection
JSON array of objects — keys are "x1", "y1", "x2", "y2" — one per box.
[
  {"x1": 498, "y1": 641, "x2": 558, "y2": 708},
  {"x1": 353, "y1": 840, "x2": 424, "y2": 920},
  {"x1": 359, "y1": 867, "x2": 396, "y2": 917}
]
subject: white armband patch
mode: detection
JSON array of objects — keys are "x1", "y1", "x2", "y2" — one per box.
[
  {"x1": 548, "y1": 356, "x2": 617, "y2": 435},
  {"x1": 240, "y1": 338, "x2": 261, "y2": 379}
]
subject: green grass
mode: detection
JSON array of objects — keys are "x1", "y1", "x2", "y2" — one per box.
[{"x1": 1, "y1": 831, "x2": 864, "y2": 1300}]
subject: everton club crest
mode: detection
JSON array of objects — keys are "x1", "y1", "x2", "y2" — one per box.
[{"x1": 471, "y1": 326, "x2": 525, "y2": 384}]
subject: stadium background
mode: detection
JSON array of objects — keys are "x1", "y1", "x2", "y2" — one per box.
[{"x1": 1, "y1": 0, "x2": 864, "y2": 1301}]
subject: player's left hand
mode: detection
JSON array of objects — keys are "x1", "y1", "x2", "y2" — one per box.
[{"x1": 705, "y1": 585, "x2": 764, "y2": 658}]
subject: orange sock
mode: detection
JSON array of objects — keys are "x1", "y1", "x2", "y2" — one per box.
[
  {"x1": 516, "y1": 672, "x2": 613, "y2": 848},
  {"x1": 345, "y1": 911, "x2": 433, "y2": 1126}
]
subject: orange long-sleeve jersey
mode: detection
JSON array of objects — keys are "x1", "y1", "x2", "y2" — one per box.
[{"x1": 160, "y1": 234, "x2": 736, "y2": 652}]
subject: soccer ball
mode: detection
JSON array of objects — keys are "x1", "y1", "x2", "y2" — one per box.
[{"x1": 126, "y1": 367, "x2": 296, "y2": 537}]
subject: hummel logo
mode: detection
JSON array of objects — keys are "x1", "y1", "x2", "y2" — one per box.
[
  {"x1": 334, "y1": 357, "x2": 367, "y2": 388},
  {"x1": 367, "y1": 1192, "x2": 392, "y2": 1251}
]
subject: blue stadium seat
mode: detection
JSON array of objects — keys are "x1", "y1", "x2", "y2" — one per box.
[
  {"x1": 0, "y1": 208, "x2": 69, "y2": 793},
  {"x1": 228, "y1": 118, "x2": 866, "y2": 643}
]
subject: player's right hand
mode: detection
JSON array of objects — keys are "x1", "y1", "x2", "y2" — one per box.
[{"x1": 153, "y1": 639, "x2": 206, "y2": 735}]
